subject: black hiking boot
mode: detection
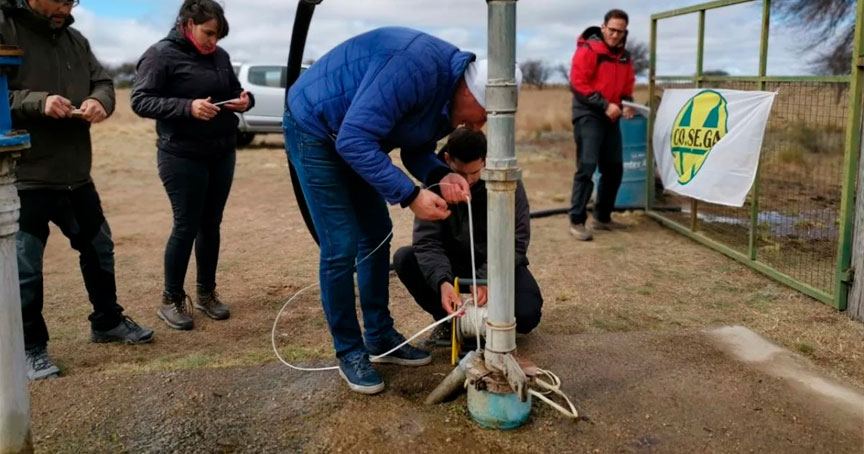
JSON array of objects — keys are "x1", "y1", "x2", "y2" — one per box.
[
  {"x1": 367, "y1": 330, "x2": 432, "y2": 366},
  {"x1": 419, "y1": 322, "x2": 452, "y2": 348},
  {"x1": 91, "y1": 316, "x2": 155, "y2": 344},
  {"x1": 195, "y1": 288, "x2": 230, "y2": 320}
]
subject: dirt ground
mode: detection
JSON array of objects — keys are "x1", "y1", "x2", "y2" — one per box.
[
  {"x1": 24, "y1": 90, "x2": 864, "y2": 452},
  {"x1": 29, "y1": 330, "x2": 864, "y2": 453}
]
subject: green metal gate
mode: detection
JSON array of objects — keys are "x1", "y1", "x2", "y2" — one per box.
[{"x1": 647, "y1": 0, "x2": 864, "y2": 309}]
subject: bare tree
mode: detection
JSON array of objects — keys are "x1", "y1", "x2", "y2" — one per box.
[
  {"x1": 774, "y1": 0, "x2": 855, "y2": 75},
  {"x1": 628, "y1": 40, "x2": 650, "y2": 76},
  {"x1": 555, "y1": 63, "x2": 569, "y2": 85},
  {"x1": 103, "y1": 62, "x2": 137, "y2": 88},
  {"x1": 519, "y1": 60, "x2": 550, "y2": 90}
]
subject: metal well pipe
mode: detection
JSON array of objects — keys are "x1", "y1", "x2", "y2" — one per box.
[
  {"x1": 0, "y1": 151, "x2": 31, "y2": 454},
  {"x1": 0, "y1": 47, "x2": 33, "y2": 454},
  {"x1": 484, "y1": 0, "x2": 518, "y2": 355}
]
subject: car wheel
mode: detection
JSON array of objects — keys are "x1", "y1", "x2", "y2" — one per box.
[{"x1": 237, "y1": 132, "x2": 256, "y2": 148}]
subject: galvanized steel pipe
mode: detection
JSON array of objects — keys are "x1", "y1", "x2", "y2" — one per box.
[
  {"x1": 484, "y1": 0, "x2": 519, "y2": 356},
  {"x1": 0, "y1": 151, "x2": 32, "y2": 454}
]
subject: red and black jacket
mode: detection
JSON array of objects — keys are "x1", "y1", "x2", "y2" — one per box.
[{"x1": 569, "y1": 26, "x2": 635, "y2": 121}]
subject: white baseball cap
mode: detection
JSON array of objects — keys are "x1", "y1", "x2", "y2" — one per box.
[{"x1": 463, "y1": 59, "x2": 523, "y2": 108}]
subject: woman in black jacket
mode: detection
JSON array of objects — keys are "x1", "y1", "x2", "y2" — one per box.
[{"x1": 131, "y1": 0, "x2": 254, "y2": 331}]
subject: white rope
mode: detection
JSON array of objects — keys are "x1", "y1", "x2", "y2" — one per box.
[
  {"x1": 466, "y1": 196, "x2": 482, "y2": 352},
  {"x1": 271, "y1": 182, "x2": 465, "y2": 371},
  {"x1": 271, "y1": 282, "x2": 463, "y2": 372},
  {"x1": 528, "y1": 369, "x2": 579, "y2": 419},
  {"x1": 270, "y1": 180, "x2": 579, "y2": 422},
  {"x1": 270, "y1": 282, "x2": 334, "y2": 371},
  {"x1": 455, "y1": 300, "x2": 486, "y2": 340}
]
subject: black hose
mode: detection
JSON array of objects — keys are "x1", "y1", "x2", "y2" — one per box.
[
  {"x1": 529, "y1": 207, "x2": 570, "y2": 219},
  {"x1": 529, "y1": 205, "x2": 682, "y2": 219},
  {"x1": 285, "y1": 0, "x2": 322, "y2": 245}
]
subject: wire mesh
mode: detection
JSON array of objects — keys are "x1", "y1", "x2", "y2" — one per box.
[
  {"x1": 758, "y1": 81, "x2": 847, "y2": 292},
  {"x1": 651, "y1": 80, "x2": 849, "y2": 294}
]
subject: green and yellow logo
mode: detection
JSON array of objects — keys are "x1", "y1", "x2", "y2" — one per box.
[{"x1": 670, "y1": 90, "x2": 728, "y2": 184}]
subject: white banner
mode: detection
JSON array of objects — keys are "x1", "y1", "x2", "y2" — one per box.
[{"x1": 652, "y1": 89, "x2": 776, "y2": 207}]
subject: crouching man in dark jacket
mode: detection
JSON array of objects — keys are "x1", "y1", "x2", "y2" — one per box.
[
  {"x1": 1, "y1": 0, "x2": 154, "y2": 381},
  {"x1": 393, "y1": 129, "x2": 543, "y2": 347}
]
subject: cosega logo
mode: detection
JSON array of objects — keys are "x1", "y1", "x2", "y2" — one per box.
[{"x1": 670, "y1": 90, "x2": 728, "y2": 184}]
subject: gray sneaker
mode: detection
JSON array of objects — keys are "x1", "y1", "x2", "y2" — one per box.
[
  {"x1": 196, "y1": 288, "x2": 230, "y2": 320},
  {"x1": 91, "y1": 316, "x2": 155, "y2": 344},
  {"x1": 569, "y1": 223, "x2": 593, "y2": 241},
  {"x1": 589, "y1": 217, "x2": 628, "y2": 231},
  {"x1": 419, "y1": 322, "x2": 452, "y2": 348},
  {"x1": 158, "y1": 294, "x2": 194, "y2": 330},
  {"x1": 25, "y1": 346, "x2": 60, "y2": 381}
]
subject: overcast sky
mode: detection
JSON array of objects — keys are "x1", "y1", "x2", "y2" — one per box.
[{"x1": 74, "y1": 0, "x2": 820, "y2": 78}]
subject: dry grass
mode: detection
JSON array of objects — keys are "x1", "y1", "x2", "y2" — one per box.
[
  {"x1": 31, "y1": 89, "x2": 864, "y2": 392},
  {"x1": 515, "y1": 85, "x2": 649, "y2": 141}
]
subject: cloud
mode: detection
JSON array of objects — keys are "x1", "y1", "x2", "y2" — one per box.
[
  {"x1": 72, "y1": 7, "x2": 165, "y2": 65},
  {"x1": 70, "y1": 0, "x2": 813, "y2": 77}
]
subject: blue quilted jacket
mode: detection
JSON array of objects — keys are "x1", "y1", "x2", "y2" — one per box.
[{"x1": 287, "y1": 27, "x2": 475, "y2": 205}]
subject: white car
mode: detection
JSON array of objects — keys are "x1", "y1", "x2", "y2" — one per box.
[{"x1": 232, "y1": 62, "x2": 307, "y2": 147}]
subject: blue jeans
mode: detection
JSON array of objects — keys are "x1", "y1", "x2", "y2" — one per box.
[{"x1": 283, "y1": 111, "x2": 395, "y2": 357}]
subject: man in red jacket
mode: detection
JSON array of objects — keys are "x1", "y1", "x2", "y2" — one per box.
[{"x1": 568, "y1": 9, "x2": 635, "y2": 241}]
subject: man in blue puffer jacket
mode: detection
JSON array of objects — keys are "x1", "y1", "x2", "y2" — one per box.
[{"x1": 284, "y1": 27, "x2": 516, "y2": 395}]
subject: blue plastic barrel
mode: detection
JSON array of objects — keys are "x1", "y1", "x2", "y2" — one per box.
[{"x1": 592, "y1": 114, "x2": 647, "y2": 209}]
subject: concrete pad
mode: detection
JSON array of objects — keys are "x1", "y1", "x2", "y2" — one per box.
[
  {"x1": 706, "y1": 325, "x2": 864, "y2": 422},
  {"x1": 28, "y1": 328, "x2": 864, "y2": 453}
]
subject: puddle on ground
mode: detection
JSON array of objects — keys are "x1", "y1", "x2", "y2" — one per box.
[{"x1": 681, "y1": 207, "x2": 838, "y2": 240}]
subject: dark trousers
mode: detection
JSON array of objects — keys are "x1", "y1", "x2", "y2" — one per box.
[
  {"x1": 16, "y1": 183, "x2": 123, "y2": 349},
  {"x1": 393, "y1": 247, "x2": 543, "y2": 334},
  {"x1": 570, "y1": 115, "x2": 623, "y2": 225},
  {"x1": 158, "y1": 149, "x2": 236, "y2": 298}
]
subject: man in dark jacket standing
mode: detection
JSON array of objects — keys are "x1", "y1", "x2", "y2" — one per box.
[
  {"x1": 393, "y1": 129, "x2": 542, "y2": 346},
  {"x1": 2, "y1": 0, "x2": 154, "y2": 381},
  {"x1": 569, "y1": 9, "x2": 636, "y2": 241}
]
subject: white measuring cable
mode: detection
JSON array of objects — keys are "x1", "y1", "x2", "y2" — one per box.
[
  {"x1": 271, "y1": 182, "x2": 464, "y2": 371},
  {"x1": 528, "y1": 369, "x2": 579, "y2": 419},
  {"x1": 466, "y1": 197, "x2": 482, "y2": 352},
  {"x1": 271, "y1": 180, "x2": 579, "y2": 420}
]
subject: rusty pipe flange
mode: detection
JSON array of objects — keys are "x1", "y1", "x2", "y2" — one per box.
[
  {"x1": 465, "y1": 350, "x2": 538, "y2": 393},
  {"x1": 0, "y1": 45, "x2": 25, "y2": 72},
  {"x1": 0, "y1": 46, "x2": 24, "y2": 57}
]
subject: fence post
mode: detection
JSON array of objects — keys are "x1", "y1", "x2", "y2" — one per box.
[
  {"x1": 852, "y1": 127, "x2": 864, "y2": 322},
  {"x1": 847, "y1": 0, "x2": 864, "y2": 321},
  {"x1": 838, "y1": 0, "x2": 864, "y2": 313},
  {"x1": 749, "y1": 0, "x2": 770, "y2": 261},
  {"x1": 689, "y1": 10, "x2": 706, "y2": 233},
  {"x1": 646, "y1": 18, "x2": 657, "y2": 212}
]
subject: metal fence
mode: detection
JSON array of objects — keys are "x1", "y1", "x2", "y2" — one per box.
[{"x1": 647, "y1": 0, "x2": 864, "y2": 309}]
